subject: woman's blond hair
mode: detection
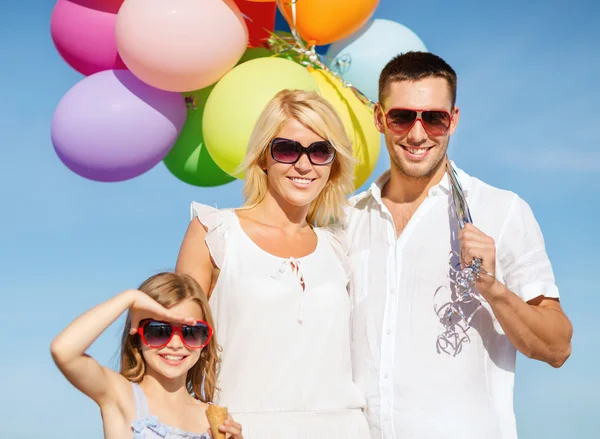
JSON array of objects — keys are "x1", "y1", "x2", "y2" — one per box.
[
  {"x1": 240, "y1": 89, "x2": 355, "y2": 227},
  {"x1": 119, "y1": 272, "x2": 219, "y2": 402}
]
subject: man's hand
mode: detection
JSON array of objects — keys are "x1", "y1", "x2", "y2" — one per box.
[
  {"x1": 458, "y1": 222, "x2": 572, "y2": 367},
  {"x1": 458, "y1": 224, "x2": 499, "y2": 298}
]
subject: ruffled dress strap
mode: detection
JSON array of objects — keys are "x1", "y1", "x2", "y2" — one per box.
[
  {"x1": 190, "y1": 202, "x2": 236, "y2": 269},
  {"x1": 131, "y1": 382, "x2": 169, "y2": 438}
]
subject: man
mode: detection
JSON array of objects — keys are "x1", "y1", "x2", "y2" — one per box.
[{"x1": 346, "y1": 51, "x2": 573, "y2": 439}]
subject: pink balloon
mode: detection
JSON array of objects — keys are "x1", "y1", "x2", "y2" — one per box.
[
  {"x1": 51, "y1": 0, "x2": 126, "y2": 76},
  {"x1": 116, "y1": 0, "x2": 249, "y2": 92}
]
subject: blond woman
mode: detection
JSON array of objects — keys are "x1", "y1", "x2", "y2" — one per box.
[{"x1": 176, "y1": 90, "x2": 370, "y2": 438}]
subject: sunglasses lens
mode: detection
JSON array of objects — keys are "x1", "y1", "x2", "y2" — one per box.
[
  {"x1": 143, "y1": 321, "x2": 173, "y2": 347},
  {"x1": 422, "y1": 111, "x2": 451, "y2": 134},
  {"x1": 181, "y1": 322, "x2": 210, "y2": 347},
  {"x1": 309, "y1": 141, "x2": 335, "y2": 165},
  {"x1": 386, "y1": 109, "x2": 417, "y2": 132},
  {"x1": 271, "y1": 139, "x2": 300, "y2": 164}
]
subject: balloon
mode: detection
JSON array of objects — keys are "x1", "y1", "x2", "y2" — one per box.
[
  {"x1": 163, "y1": 48, "x2": 272, "y2": 187},
  {"x1": 163, "y1": 87, "x2": 234, "y2": 187},
  {"x1": 51, "y1": 70, "x2": 187, "y2": 182},
  {"x1": 233, "y1": 0, "x2": 276, "y2": 47},
  {"x1": 279, "y1": 0, "x2": 379, "y2": 46},
  {"x1": 50, "y1": 0, "x2": 126, "y2": 76},
  {"x1": 273, "y1": 6, "x2": 330, "y2": 54},
  {"x1": 236, "y1": 46, "x2": 273, "y2": 65},
  {"x1": 115, "y1": 0, "x2": 249, "y2": 92},
  {"x1": 203, "y1": 57, "x2": 319, "y2": 178},
  {"x1": 274, "y1": 4, "x2": 291, "y2": 31},
  {"x1": 310, "y1": 69, "x2": 380, "y2": 189},
  {"x1": 326, "y1": 19, "x2": 427, "y2": 103}
]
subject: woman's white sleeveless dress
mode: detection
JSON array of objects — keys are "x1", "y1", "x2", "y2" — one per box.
[{"x1": 191, "y1": 202, "x2": 370, "y2": 439}]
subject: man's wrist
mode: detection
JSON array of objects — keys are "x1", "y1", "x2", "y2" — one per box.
[{"x1": 479, "y1": 278, "x2": 508, "y2": 303}]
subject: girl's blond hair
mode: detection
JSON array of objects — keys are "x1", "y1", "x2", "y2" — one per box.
[
  {"x1": 119, "y1": 272, "x2": 219, "y2": 402},
  {"x1": 240, "y1": 89, "x2": 355, "y2": 227}
]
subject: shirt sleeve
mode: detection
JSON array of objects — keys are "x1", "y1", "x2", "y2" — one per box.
[
  {"x1": 322, "y1": 225, "x2": 352, "y2": 286},
  {"x1": 496, "y1": 195, "x2": 560, "y2": 303}
]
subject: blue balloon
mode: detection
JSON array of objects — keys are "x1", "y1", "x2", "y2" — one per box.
[
  {"x1": 325, "y1": 19, "x2": 427, "y2": 103},
  {"x1": 274, "y1": 7, "x2": 290, "y2": 32}
]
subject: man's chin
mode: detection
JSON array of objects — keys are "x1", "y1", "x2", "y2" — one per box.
[{"x1": 393, "y1": 156, "x2": 446, "y2": 179}]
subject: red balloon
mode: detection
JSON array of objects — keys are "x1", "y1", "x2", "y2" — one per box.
[{"x1": 233, "y1": 0, "x2": 276, "y2": 48}]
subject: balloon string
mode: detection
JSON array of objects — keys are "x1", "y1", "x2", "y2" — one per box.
[
  {"x1": 433, "y1": 159, "x2": 487, "y2": 356},
  {"x1": 288, "y1": 0, "x2": 302, "y2": 48},
  {"x1": 271, "y1": 0, "x2": 375, "y2": 109}
]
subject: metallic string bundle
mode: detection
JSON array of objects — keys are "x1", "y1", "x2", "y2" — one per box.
[{"x1": 434, "y1": 160, "x2": 486, "y2": 356}]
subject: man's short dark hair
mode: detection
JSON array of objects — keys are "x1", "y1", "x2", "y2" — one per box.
[{"x1": 378, "y1": 51, "x2": 457, "y2": 107}]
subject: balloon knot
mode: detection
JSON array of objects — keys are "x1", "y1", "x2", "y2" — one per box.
[{"x1": 185, "y1": 96, "x2": 197, "y2": 110}]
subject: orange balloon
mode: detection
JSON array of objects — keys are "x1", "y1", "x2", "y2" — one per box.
[{"x1": 280, "y1": 0, "x2": 379, "y2": 46}]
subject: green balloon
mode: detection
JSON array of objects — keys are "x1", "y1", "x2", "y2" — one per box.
[
  {"x1": 238, "y1": 47, "x2": 273, "y2": 63},
  {"x1": 164, "y1": 48, "x2": 273, "y2": 187}
]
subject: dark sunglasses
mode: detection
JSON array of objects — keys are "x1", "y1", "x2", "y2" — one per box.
[
  {"x1": 270, "y1": 137, "x2": 336, "y2": 166},
  {"x1": 137, "y1": 319, "x2": 213, "y2": 349},
  {"x1": 383, "y1": 107, "x2": 453, "y2": 136}
]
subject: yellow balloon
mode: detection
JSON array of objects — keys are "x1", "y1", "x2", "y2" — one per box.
[
  {"x1": 203, "y1": 57, "x2": 320, "y2": 178},
  {"x1": 310, "y1": 69, "x2": 380, "y2": 189}
]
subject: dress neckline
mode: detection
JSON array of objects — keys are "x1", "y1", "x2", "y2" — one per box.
[{"x1": 231, "y1": 209, "x2": 321, "y2": 261}]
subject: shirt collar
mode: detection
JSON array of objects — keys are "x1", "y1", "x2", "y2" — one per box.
[{"x1": 352, "y1": 160, "x2": 472, "y2": 206}]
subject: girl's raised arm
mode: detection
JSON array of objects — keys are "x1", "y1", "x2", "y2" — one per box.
[{"x1": 50, "y1": 289, "x2": 195, "y2": 407}]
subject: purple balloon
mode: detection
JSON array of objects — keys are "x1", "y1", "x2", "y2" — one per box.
[{"x1": 51, "y1": 69, "x2": 187, "y2": 182}]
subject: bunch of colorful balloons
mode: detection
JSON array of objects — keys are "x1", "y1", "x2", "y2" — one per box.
[{"x1": 50, "y1": 0, "x2": 426, "y2": 189}]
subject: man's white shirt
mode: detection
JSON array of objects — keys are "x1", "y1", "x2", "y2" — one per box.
[{"x1": 345, "y1": 164, "x2": 560, "y2": 439}]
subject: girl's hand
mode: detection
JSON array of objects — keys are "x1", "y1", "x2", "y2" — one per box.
[
  {"x1": 219, "y1": 416, "x2": 243, "y2": 439},
  {"x1": 126, "y1": 290, "x2": 197, "y2": 335}
]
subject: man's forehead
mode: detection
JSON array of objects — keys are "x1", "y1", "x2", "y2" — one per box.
[{"x1": 382, "y1": 78, "x2": 452, "y2": 108}]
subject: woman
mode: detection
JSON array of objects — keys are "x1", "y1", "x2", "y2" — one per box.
[{"x1": 175, "y1": 89, "x2": 370, "y2": 438}]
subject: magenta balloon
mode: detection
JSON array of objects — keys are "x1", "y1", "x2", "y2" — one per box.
[
  {"x1": 51, "y1": 70, "x2": 187, "y2": 182},
  {"x1": 51, "y1": 0, "x2": 126, "y2": 75}
]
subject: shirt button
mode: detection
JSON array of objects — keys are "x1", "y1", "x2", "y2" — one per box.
[
  {"x1": 386, "y1": 329, "x2": 391, "y2": 335},
  {"x1": 384, "y1": 373, "x2": 389, "y2": 378}
]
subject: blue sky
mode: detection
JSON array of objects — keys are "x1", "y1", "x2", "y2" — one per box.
[{"x1": 1, "y1": 0, "x2": 598, "y2": 438}]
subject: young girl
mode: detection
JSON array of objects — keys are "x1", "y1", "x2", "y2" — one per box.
[{"x1": 51, "y1": 272, "x2": 243, "y2": 439}]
